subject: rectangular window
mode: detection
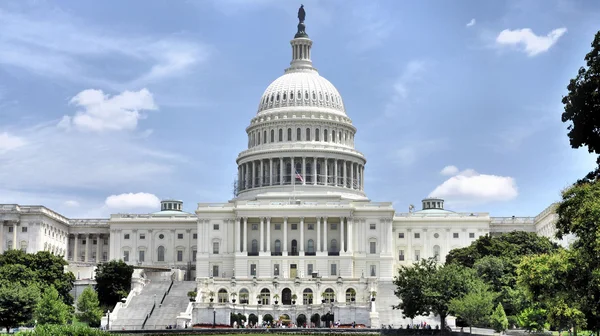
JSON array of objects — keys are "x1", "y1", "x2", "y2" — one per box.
[
  {"x1": 192, "y1": 250, "x2": 197, "y2": 262},
  {"x1": 213, "y1": 242, "x2": 219, "y2": 254},
  {"x1": 415, "y1": 250, "x2": 420, "y2": 261},
  {"x1": 370, "y1": 241, "x2": 376, "y2": 254},
  {"x1": 330, "y1": 263, "x2": 337, "y2": 276},
  {"x1": 139, "y1": 234, "x2": 145, "y2": 240},
  {"x1": 22, "y1": 227, "x2": 27, "y2": 233},
  {"x1": 370, "y1": 265, "x2": 376, "y2": 277},
  {"x1": 307, "y1": 263, "x2": 314, "y2": 276},
  {"x1": 177, "y1": 250, "x2": 183, "y2": 262},
  {"x1": 104, "y1": 239, "x2": 108, "y2": 245},
  {"x1": 399, "y1": 250, "x2": 405, "y2": 261},
  {"x1": 414, "y1": 232, "x2": 420, "y2": 239},
  {"x1": 8, "y1": 227, "x2": 13, "y2": 233},
  {"x1": 123, "y1": 251, "x2": 129, "y2": 262},
  {"x1": 124, "y1": 234, "x2": 130, "y2": 240},
  {"x1": 331, "y1": 223, "x2": 338, "y2": 230},
  {"x1": 103, "y1": 252, "x2": 108, "y2": 261},
  {"x1": 252, "y1": 224, "x2": 258, "y2": 230},
  {"x1": 250, "y1": 264, "x2": 257, "y2": 276},
  {"x1": 193, "y1": 233, "x2": 198, "y2": 239},
  {"x1": 213, "y1": 224, "x2": 220, "y2": 230},
  {"x1": 139, "y1": 250, "x2": 145, "y2": 262},
  {"x1": 307, "y1": 224, "x2": 314, "y2": 230},
  {"x1": 291, "y1": 224, "x2": 298, "y2": 230},
  {"x1": 82, "y1": 240, "x2": 86, "y2": 245},
  {"x1": 274, "y1": 264, "x2": 280, "y2": 276},
  {"x1": 274, "y1": 223, "x2": 281, "y2": 230},
  {"x1": 212, "y1": 265, "x2": 219, "y2": 278},
  {"x1": 370, "y1": 223, "x2": 376, "y2": 230},
  {"x1": 178, "y1": 233, "x2": 184, "y2": 239},
  {"x1": 398, "y1": 232, "x2": 405, "y2": 239},
  {"x1": 453, "y1": 233, "x2": 459, "y2": 239},
  {"x1": 469, "y1": 232, "x2": 475, "y2": 238},
  {"x1": 93, "y1": 239, "x2": 97, "y2": 245}
]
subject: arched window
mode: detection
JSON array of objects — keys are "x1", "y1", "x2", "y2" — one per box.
[
  {"x1": 239, "y1": 289, "x2": 249, "y2": 304},
  {"x1": 324, "y1": 288, "x2": 335, "y2": 303},
  {"x1": 306, "y1": 162, "x2": 312, "y2": 183},
  {"x1": 305, "y1": 91, "x2": 309, "y2": 100},
  {"x1": 315, "y1": 128, "x2": 320, "y2": 141},
  {"x1": 283, "y1": 92, "x2": 287, "y2": 100},
  {"x1": 433, "y1": 245, "x2": 441, "y2": 261},
  {"x1": 157, "y1": 246, "x2": 165, "y2": 262},
  {"x1": 218, "y1": 289, "x2": 228, "y2": 303},
  {"x1": 270, "y1": 94, "x2": 274, "y2": 102},
  {"x1": 291, "y1": 240, "x2": 298, "y2": 255},
  {"x1": 312, "y1": 91, "x2": 316, "y2": 100},
  {"x1": 257, "y1": 132, "x2": 261, "y2": 145},
  {"x1": 251, "y1": 133, "x2": 255, "y2": 146},
  {"x1": 306, "y1": 128, "x2": 311, "y2": 141},
  {"x1": 260, "y1": 288, "x2": 270, "y2": 305},
  {"x1": 297, "y1": 128, "x2": 301, "y2": 141},
  {"x1": 263, "y1": 130, "x2": 267, "y2": 143},
  {"x1": 330, "y1": 239, "x2": 338, "y2": 252},
  {"x1": 251, "y1": 239, "x2": 258, "y2": 254},
  {"x1": 271, "y1": 129, "x2": 275, "y2": 143},
  {"x1": 332, "y1": 130, "x2": 336, "y2": 143},
  {"x1": 303, "y1": 288, "x2": 313, "y2": 304},
  {"x1": 279, "y1": 129, "x2": 283, "y2": 142},
  {"x1": 307, "y1": 239, "x2": 314, "y2": 253},
  {"x1": 275, "y1": 240, "x2": 281, "y2": 253},
  {"x1": 324, "y1": 129, "x2": 328, "y2": 142},
  {"x1": 287, "y1": 128, "x2": 292, "y2": 141},
  {"x1": 290, "y1": 92, "x2": 294, "y2": 100},
  {"x1": 345, "y1": 288, "x2": 356, "y2": 302},
  {"x1": 276, "y1": 94, "x2": 280, "y2": 101}
]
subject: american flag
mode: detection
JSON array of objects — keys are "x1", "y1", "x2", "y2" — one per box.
[{"x1": 295, "y1": 170, "x2": 304, "y2": 182}]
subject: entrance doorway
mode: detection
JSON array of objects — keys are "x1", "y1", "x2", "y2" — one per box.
[
  {"x1": 282, "y1": 288, "x2": 292, "y2": 305},
  {"x1": 290, "y1": 264, "x2": 297, "y2": 278}
]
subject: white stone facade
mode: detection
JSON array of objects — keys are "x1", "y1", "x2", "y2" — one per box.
[{"x1": 0, "y1": 15, "x2": 570, "y2": 328}]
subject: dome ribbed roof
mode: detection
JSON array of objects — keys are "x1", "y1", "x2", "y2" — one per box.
[{"x1": 257, "y1": 71, "x2": 346, "y2": 115}]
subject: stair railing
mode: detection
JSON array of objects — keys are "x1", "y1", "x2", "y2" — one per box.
[
  {"x1": 160, "y1": 280, "x2": 173, "y2": 305},
  {"x1": 141, "y1": 302, "x2": 156, "y2": 330}
]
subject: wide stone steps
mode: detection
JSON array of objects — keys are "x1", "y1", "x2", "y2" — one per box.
[
  {"x1": 145, "y1": 281, "x2": 197, "y2": 329},
  {"x1": 110, "y1": 280, "x2": 171, "y2": 330}
]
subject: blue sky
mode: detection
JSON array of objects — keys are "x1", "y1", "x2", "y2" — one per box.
[{"x1": 0, "y1": 0, "x2": 599, "y2": 218}]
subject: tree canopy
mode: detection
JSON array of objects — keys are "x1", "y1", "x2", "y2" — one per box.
[
  {"x1": 76, "y1": 286, "x2": 103, "y2": 327},
  {"x1": 34, "y1": 286, "x2": 72, "y2": 325},
  {"x1": 448, "y1": 280, "x2": 497, "y2": 334},
  {"x1": 0, "y1": 283, "x2": 39, "y2": 333},
  {"x1": 94, "y1": 260, "x2": 134, "y2": 308}
]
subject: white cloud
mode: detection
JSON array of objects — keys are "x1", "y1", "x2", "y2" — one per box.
[
  {"x1": 430, "y1": 167, "x2": 518, "y2": 204},
  {"x1": 440, "y1": 165, "x2": 459, "y2": 176},
  {"x1": 466, "y1": 19, "x2": 476, "y2": 27},
  {"x1": 64, "y1": 200, "x2": 80, "y2": 207},
  {"x1": 59, "y1": 88, "x2": 157, "y2": 132},
  {"x1": 0, "y1": 132, "x2": 26, "y2": 151},
  {"x1": 105, "y1": 192, "x2": 161, "y2": 210},
  {"x1": 391, "y1": 138, "x2": 445, "y2": 167},
  {"x1": 383, "y1": 60, "x2": 428, "y2": 118},
  {"x1": 496, "y1": 27, "x2": 567, "y2": 56}
]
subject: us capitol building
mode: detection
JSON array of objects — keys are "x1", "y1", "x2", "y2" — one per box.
[{"x1": 0, "y1": 6, "x2": 565, "y2": 330}]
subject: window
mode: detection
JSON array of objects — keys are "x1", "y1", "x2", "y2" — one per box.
[
  {"x1": 104, "y1": 239, "x2": 108, "y2": 245},
  {"x1": 157, "y1": 246, "x2": 165, "y2": 261},
  {"x1": 287, "y1": 128, "x2": 292, "y2": 141},
  {"x1": 414, "y1": 232, "x2": 420, "y2": 239},
  {"x1": 252, "y1": 224, "x2": 258, "y2": 230},
  {"x1": 192, "y1": 249, "x2": 197, "y2": 261},
  {"x1": 279, "y1": 129, "x2": 283, "y2": 141},
  {"x1": 177, "y1": 250, "x2": 183, "y2": 262},
  {"x1": 297, "y1": 128, "x2": 301, "y2": 141},
  {"x1": 193, "y1": 233, "x2": 197, "y2": 239},
  {"x1": 307, "y1": 223, "x2": 314, "y2": 230},
  {"x1": 332, "y1": 130, "x2": 336, "y2": 143},
  {"x1": 178, "y1": 233, "x2": 184, "y2": 239},
  {"x1": 370, "y1": 265, "x2": 377, "y2": 277},
  {"x1": 213, "y1": 242, "x2": 220, "y2": 254},
  {"x1": 307, "y1": 263, "x2": 313, "y2": 276},
  {"x1": 274, "y1": 223, "x2": 281, "y2": 230},
  {"x1": 414, "y1": 250, "x2": 420, "y2": 261},
  {"x1": 139, "y1": 250, "x2": 145, "y2": 262},
  {"x1": 330, "y1": 263, "x2": 337, "y2": 276},
  {"x1": 159, "y1": 234, "x2": 164, "y2": 239},
  {"x1": 124, "y1": 234, "x2": 130, "y2": 240},
  {"x1": 274, "y1": 264, "x2": 280, "y2": 276},
  {"x1": 212, "y1": 265, "x2": 219, "y2": 277},
  {"x1": 8, "y1": 227, "x2": 13, "y2": 233},
  {"x1": 218, "y1": 289, "x2": 228, "y2": 303},
  {"x1": 291, "y1": 224, "x2": 298, "y2": 230},
  {"x1": 324, "y1": 129, "x2": 328, "y2": 142},
  {"x1": 270, "y1": 129, "x2": 274, "y2": 142},
  {"x1": 369, "y1": 241, "x2": 377, "y2": 254},
  {"x1": 453, "y1": 233, "x2": 459, "y2": 239},
  {"x1": 139, "y1": 234, "x2": 145, "y2": 240},
  {"x1": 303, "y1": 289, "x2": 313, "y2": 304},
  {"x1": 434, "y1": 233, "x2": 439, "y2": 238},
  {"x1": 240, "y1": 289, "x2": 249, "y2": 304},
  {"x1": 250, "y1": 264, "x2": 257, "y2": 276},
  {"x1": 82, "y1": 240, "x2": 86, "y2": 245},
  {"x1": 21, "y1": 227, "x2": 27, "y2": 233},
  {"x1": 399, "y1": 250, "x2": 405, "y2": 261},
  {"x1": 213, "y1": 224, "x2": 220, "y2": 230},
  {"x1": 370, "y1": 223, "x2": 376, "y2": 230},
  {"x1": 93, "y1": 239, "x2": 97, "y2": 245},
  {"x1": 398, "y1": 232, "x2": 405, "y2": 239},
  {"x1": 433, "y1": 245, "x2": 440, "y2": 261},
  {"x1": 331, "y1": 223, "x2": 337, "y2": 230},
  {"x1": 274, "y1": 240, "x2": 281, "y2": 253},
  {"x1": 469, "y1": 232, "x2": 475, "y2": 238},
  {"x1": 306, "y1": 128, "x2": 311, "y2": 141},
  {"x1": 316, "y1": 128, "x2": 320, "y2": 141},
  {"x1": 346, "y1": 288, "x2": 356, "y2": 302},
  {"x1": 330, "y1": 239, "x2": 338, "y2": 252},
  {"x1": 251, "y1": 240, "x2": 258, "y2": 253},
  {"x1": 123, "y1": 251, "x2": 129, "y2": 262},
  {"x1": 307, "y1": 239, "x2": 314, "y2": 253}
]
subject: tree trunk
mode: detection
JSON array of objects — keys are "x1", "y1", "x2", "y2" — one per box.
[
  {"x1": 470, "y1": 326, "x2": 472, "y2": 334},
  {"x1": 440, "y1": 314, "x2": 447, "y2": 334}
]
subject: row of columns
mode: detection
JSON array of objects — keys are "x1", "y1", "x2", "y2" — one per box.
[
  {"x1": 0, "y1": 221, "x2": 19, "y2": 251},
  {"x1": 234, "y1": 217, "x2": 354, "y2": 254},
  {"x1": 71, "y1": 234, "x2": 105, "y2": 263},
  {"x1": 238, "y1": 157, "x2": 365, "y2": 192}
]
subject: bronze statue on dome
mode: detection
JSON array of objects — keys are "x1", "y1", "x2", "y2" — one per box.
[
  {"x1": 295, "y1": 4, "x2": 308, "y2": 38},
  {"x1": 298, "y1": 4, "x2": 306, "y2": 23}
]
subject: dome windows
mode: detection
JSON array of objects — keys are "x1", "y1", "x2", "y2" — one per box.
[
  {"x1": 290, "y1": 92, "x2": 294, "y2": 100},
  {"x1": 283, "y1": 93, "x2": 287, "y2": 100},
  {"x1": 324, "y1": 129, "x2": 328, "y2": 142},
  {"x1": 319, "y1": 92, "x2": 323, "y2": 100},
  {"x1": 312, "y1": 92, "x2": 316, "y2": 100},
  {"x1": 306, "y1": 128, "x2": 311, "y2": 141},
  {"x1": 270, "y1": 129, "x2": 274, "y2": 143},
  {"x1": 279, "y1": 129, "x2": 283, "y2": 142},
  {"x1": 276, "y1": 93, "x2": 280, "y2": 101},
  {"x1": 287, "y1": 128, "x2": 292, "y2": 141},
  {"x1": 304, "y1": 91, "x2": 309, "y2": 100},
  {"x1": 315, "y1": 128, "x2": 320, "y2": 141}
]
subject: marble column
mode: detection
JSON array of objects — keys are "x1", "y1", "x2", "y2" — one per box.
[
  {"x1": 243, "y1": 217, "x2": 248, "y2": 252},
  {"x1": 74, "y1": 235, "x2": 79, "y2": 261},
  {"x1": 96, "y1": 235, "x2": 101, "y2": 262},
  {"x1": 235, "y1": 218, "x2": 241, "y2": 252},
  {"x1": 323, "y1": 217, "x2": 328, "y2": 253},
  {"x1": 260, "y1": 160, "x2": 264, "y2": 187},
  {"x1": 12, "y1": 223, "x2": 18, "y2": 250},
  {"x1": 343, "y1": 161, "x2": 347, "y2": 188},
  {"x1": 269, "y1": 158, "x2": 273, "y2": 186},
  {"x1": 252, "y1": 161, "x2": 256, "y2": 188},
  {"x1": 340, "y1": 217, "x2": 345, "y2": 253},
  {"x1": 302, "y1": 157, "x2": 306, "y2": 185},
  {"x1": 300, "y1": 217, "x2": 305, "y2": 253},
  {"x1": 324, "y1": 158, "x2": 328, "y2": 186},
  {"x1": 260, "y1": 217, "x2": 264, "y2": 252},
  {"x1": 84, "y1": 234, "x2": 90, "y2": 262},
  {"x1": 316, "y1": 217, "x2": 321, "y2": 252},
  {"x1": 283, "y1": 217, "x2": 288, "y2": 253},
  {"x1": 348, "y1": 218, "x2": 353, "y2": 253},
  {"x1": 350, "y1": 162, "x2": 354, "y2": 189},
  {"x1": 313, "y1": 157, "x2": 317, "y2": 185},
  {"x1": 280, "y1": 158, "x2": 284, "y2": 185},
  {"x1": 266, "y1": 217, "x2": 271, "y2": 252},
  {"x1": 171, "y1": 229, "x2": 177, "y2": 263}
]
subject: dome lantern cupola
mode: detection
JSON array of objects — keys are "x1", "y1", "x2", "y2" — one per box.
[
  {"x1": 422, "y1": 198, "x2": 444, "y2": 211},
  {"x1": 160, "y1": 199, "x2": 183, "y2": 212}
]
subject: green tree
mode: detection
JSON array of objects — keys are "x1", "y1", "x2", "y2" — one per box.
[
  {"x1": 16, "y1": 324, "x2": 111, "y2": 336},
  {"x1": 0, "y1": 283, "x2": 39, "y2": 333},
  {"x1": 94, "y1": 260, "x2": 134, "y2": 308},
  {"x1": 490, "y1": 303, "x2": 509, "y2": 333},
  {"x1": 393, "y1": 258, "x2": 437, "y2": 320},
  {"x1": 561, "y1": 30, "x2": 600, "y2": 182},
  {"x1": 34, "y1": 286, "x2": 72, "y2": 325},
  {"x1": 518, "y1": 306, "x2": 548, "y2": 332},
  {"x1": 448, "y1": 280, "x2": 497, "y2": 334},
  {"x1": 76, "y1": 286, "x2": 103, "y2": 327}
]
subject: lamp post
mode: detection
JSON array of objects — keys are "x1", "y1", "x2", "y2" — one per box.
[
  {"x1": 213, "y1": 307, "x2": 216, "y2": 328},
  {"x1": 106, "y1": 310, "x2": 110, "y2": 330}
]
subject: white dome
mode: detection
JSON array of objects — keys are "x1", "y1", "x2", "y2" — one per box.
[{"x1": 257, "y1": 70, "x2": 346, "y2": 115}]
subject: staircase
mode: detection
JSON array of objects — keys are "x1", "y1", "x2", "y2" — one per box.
[
  {"x1": 110, "y1": 280, "x2": 172, "y2": 330},
  {"x1": 145, "y1": 281, "x2": 197, "y2": 329}
]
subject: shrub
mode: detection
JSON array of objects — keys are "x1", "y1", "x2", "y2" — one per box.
[{"x1": 16, "y1": 324, "x2": 110, "y2": 335}]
